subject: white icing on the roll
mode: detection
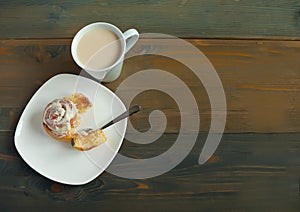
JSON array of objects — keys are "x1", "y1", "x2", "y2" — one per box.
[{"x1": 43, "y1": 99, "x2": 77, "y2": 137}]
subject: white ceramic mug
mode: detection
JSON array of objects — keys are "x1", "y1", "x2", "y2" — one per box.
[{"x1": 71, "y1": 22, "x2": 139, "y2": 82}]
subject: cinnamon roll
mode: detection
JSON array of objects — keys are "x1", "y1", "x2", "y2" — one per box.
[
  {"x1": 42, "y1": 93, "x2": 108, "y2": 151},
  {"x1": 42, "y1": 98, "x2": 80, "y2": 141},
  {"x1": 71, "y1": 129, "x2": 107, "y2": 151},
  {"x1": 67, "y1": 93, "x2": 92, "y2": 114}
]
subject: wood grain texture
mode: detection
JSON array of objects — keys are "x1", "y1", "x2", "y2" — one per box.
[
  {"x1": 1, "y1": 0, "x2": 300, "y2": 39},
  {"x1": 1, "y1": 1, "x2": 300, "y2": 211},
  {"x1": 0, "y1": 131, "x2": 300, "y2": 210},
  {"x1": 0, "y1": 38, "x2": 299, "y2": 133}
]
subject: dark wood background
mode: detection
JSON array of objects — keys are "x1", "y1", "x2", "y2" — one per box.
[{"x1": 0, "y1": 0, "x2": 300, "y2": 211}]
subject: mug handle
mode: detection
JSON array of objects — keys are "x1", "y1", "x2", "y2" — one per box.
[{"x1": 123, "y1": 29, "x2": 139, "y2": 53}]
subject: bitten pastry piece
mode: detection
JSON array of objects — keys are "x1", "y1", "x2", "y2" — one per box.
[
  {"x1": 71, "y1": 129, "x2": 107, "y2": 151},
  {"x1": 68, "y1": 93, "x2": 92, "y2": 114},
  {"x1": 42, "y1": 98, "x2": 80, "y2": 141}
]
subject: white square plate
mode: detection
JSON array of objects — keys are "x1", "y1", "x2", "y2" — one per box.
[{"x1": 14, "y1": 74, "x2": 127, "y2": 185}]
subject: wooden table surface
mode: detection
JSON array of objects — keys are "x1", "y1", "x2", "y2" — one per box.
[{"x1": 1, "y1": 1, "x2": 300, "y2": 211}]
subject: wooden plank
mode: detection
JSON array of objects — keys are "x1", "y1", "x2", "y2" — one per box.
[
  {"x1": 1, "y1": 131, "x2": 300, "y2": 210},
  {"x1": 1, "y1": 0, "x2": 300, "y2": 39},
  {"x1": 0, "y1": 38, "x2": 299, "y2": 133}
]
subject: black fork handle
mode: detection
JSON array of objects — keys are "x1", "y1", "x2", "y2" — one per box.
[{"x1": 100, "y1": 105, "x2": 141, "y2": 130}]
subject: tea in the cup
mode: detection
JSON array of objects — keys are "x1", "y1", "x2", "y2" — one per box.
[{"x1": 76, "y1": 28, "x2": 122, "y2": 69}]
